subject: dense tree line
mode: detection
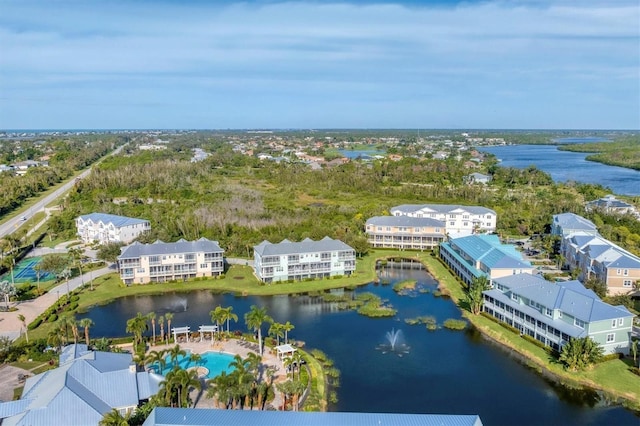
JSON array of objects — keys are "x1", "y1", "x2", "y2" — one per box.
[
  {"x1": 52, "y1": 143, "x2": 638, "y2": 257},
  {"x1": 0, "y1": 136, "x2": 126, "y2": 218}
]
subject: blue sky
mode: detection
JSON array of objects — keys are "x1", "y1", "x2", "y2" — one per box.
[{"x1": 0, "y1": 0, "x2": 638, "y2": 130}]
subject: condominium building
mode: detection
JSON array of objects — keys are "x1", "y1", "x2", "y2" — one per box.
[
  {"x1": 76, "y1": 213, "x2": 151, "y2": 245},
  {"x1": 365, "y1": 216, "x2": 446, "y2": 250},
  {"x1": 483, "y1": 274, "x2": 633, "y2": 355},
  {"x1": 561, "y1": 232, "x2": 640, "y2": 295},
  {"x1": 439, "y1": 234, "x2": 533, "y2": 286},
  {"x1": 253, "y1": 237, "x2": 355, "y2": 283},
  {"x1": 390, "y1": 204, "x2": 496, "y2": 237},
  {"x1": 117, "y1": 238, "x2": 224, "y2": 285}
]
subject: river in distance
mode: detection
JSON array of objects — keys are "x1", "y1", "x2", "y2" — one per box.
[
  {"x1": 84, "y1": 264, "x2": 639, "y2": 426},
  {"x1": 479, "y1": 140, "x2": 639, "y2": 196}
]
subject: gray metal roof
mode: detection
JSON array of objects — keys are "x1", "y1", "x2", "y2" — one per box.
[
  {"x1": 78, "y1": 212, "x2": 149, "y2": 228},
  {"x1": 552, "y1": 213, "x2": 597, "y2": 234},
  {"x1": 254, "y1": 236, "x2": 354, "y2": 257},
  {"x1": 390, "y1": 204, "x2": 495, "y2": 216},
  {"x1": 366, "y1": 215, "x2": 445, "y2": 228},
  {"x1": 492, "y1": 274, "x2": 632, "y2": 323},
  {"x1": 2, "y1": 345, "x2": 157, "y2": 426},
  {"x1": 119, "y1": 237, "x2": 224, "y2": 259},
  {"x1": 143, "y1": 407, "x2": 484, "y2": 426}
]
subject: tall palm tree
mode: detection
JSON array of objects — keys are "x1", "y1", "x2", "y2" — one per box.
[
  {"x1": 148, "y1": 312, "x2": 157, "y2": 344},
  {"x1": 18, "y1": 314, "x2": 28, "y2": 343},
  {"x1": 206, "y1": 371, "x2": 233, "y2": 409},
  {"x1": 158, "y1": 315, "x2": 165, "y2": 343},
  {"x1": 223, "y1": 306, "x2": 238, "y2": 334},
  {"x1": 165, "y1": 312, "x2": 174, "y2": 344},
  {"x1": 283, "y1": 321, "x2": 295, "y2": 344},
  {"x1": 168, "y1": 344, "x2": 186, "y2": 369},
  {"x1": 176, "y1": 368, "x2": 201, "y2": 407},
  {"x1": 99, "y1": 408, "x2": 131, "y2": 426},
  {"x1": 60, "y1": 314, "x2": 78, "y2": 344},
  {"x1": 126, "y1": 312, "x2": 149, "y2": 348},
  {"x1": 145, "y1": 349, "x2": 168, "y2": 373},
  {"x1": 210, "y1": 306, "x2": 225, "y2": 339},
  {"x1": 47, "y1": 330, "x2": 63, "y2": 353},
  {"x1": 289, "y1": 351, "x2": 304, "y2": 381},
  {"x1": 268, "y1": 322, "x2": 284, "y2": 346},
  {"x1": 79, "y1": 318, "x2": 94, "y2": 346},
  {"x1": 68, "y1": 247, "x2": 85, "y2": 288},
  {"x1": 244, "y1": 305, "x2": 272, "y2": 356}
]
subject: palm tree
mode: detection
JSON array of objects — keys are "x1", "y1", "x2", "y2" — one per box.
[
  {"x1": 160, "y1": 367, "x2": 201, "y2": 408},
  {"x1": 47, "y1": 330, "x2": 63, "y2": 353},
  {"x1": 158, "y1": 315, "x2": 165, "y2": 343},
  {"x1": 145, "y1": 349, "x2": 168, "y2": 373},
  {"x1": 148, "y1": 312, "x2": 157, "y2": 344},
  {"x1": 176, "y1": 368, "x2": 201, "y2": 407},
  {"x1": 467, "y1": 275, "x2": 489, "y2": 315},
  {"x1": 165, "y1": 312, "x2": 174, "y2": 344},
  {"x1": 168, "y1": 344, "x2": 186, "y2": 369},
  {"x1": 289, "y1": 351, "x2": 304, "y2": 381},
  {"x1": 206, "y1": 371, "x2": 234, "y2": 409},
  {"x1": 68, "y1": 247, "x2": 85, "y2": 288},
  {"x1": 223, "y1": 306, "x2": 238, "y2": 334},
  {"x1": 631, "y1": 339, "x2": 639, "y2": 368},
  {"x1": 18, "y1": 314, "x2": 28, "y2": 343},
  {"x1": 283, "y1": 321, "x2": 295, "y2": 344},
  {"x1": 79, "y1": 318, "x2": 94, "y2": 346},
  {"x1": 210, "y1": 306, "x2": 225, "y2": 339},
  {"x1": 244, "y1": 305, "x2": 273, "y2": 356},
  {"x1": 268, "y1": 322, "x2": 284, "y2": 346},
  {"x1": 59, "y1": 314, "x2": 77, "y2": 345},
  {"x1": 33, "y1": 262, "x2": 43, "y2": 293},
  {"x1": 99, "y1": 408, "x2": 131, "y2": 426},
  {"x1": 190, "y1": 352, "x2": 203, "y2": 366},
  {"x1": 126, "y1": 312, "x2": 149, "y2": 348}
]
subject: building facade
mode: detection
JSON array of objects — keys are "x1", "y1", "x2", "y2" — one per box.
[
  {"x1": 483, "y1": 274, "x2": 633, "y2": 355},
  {"x1": 253, "y1": 237, "x2": 355, "y2": 283},
  {"x1": 561, "y1": 232, "x2": 640, "y2": 295},
  {"x1": 439, "y1": 234, "x2": 533, "y2": 286},
  {"x1": 390, "y1": 203, "x2": 496, "y2": 237},
  {"x1": 365, "y1": 216, "x2": 446, "y2": 250},
  {"x1": 76, "y1": 213, "x2": 151, "y2": 245},
  {"x1": 117, "y1": 238, "x2": 224, "y2": 285}
]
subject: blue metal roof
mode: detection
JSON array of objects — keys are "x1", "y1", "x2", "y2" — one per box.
[
  {"x1": 450, "y1": 235, "x2": 531, "y2": 270},
  {"x1": 78, "y1": 212, "x2": 149, "y2": 228},
  {"x1": 143, "y1": 408, "x2": 484, "y2": 426}
]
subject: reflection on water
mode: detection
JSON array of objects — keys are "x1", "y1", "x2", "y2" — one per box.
[{"x1": 84, "y1": 265, "x2": 639, "y2": 426}]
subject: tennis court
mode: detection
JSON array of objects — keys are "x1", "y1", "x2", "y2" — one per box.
[{"x1": 0, "y1": 257, "x2": 56, "y2": 284}]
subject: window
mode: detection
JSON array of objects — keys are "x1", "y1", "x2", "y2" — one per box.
[
  {"x1": 623, "y1": 280, "x2": 632, "y2": 287},
  {"x1": 618, "y1": 318, "x2": 624, "y2": 326},
  {"x1": 574, "y1": 318, "x2": 585, "y2": 329},
  {"x1": 449, "y1": 221, "x2": 455, "y2": 226},
  {"x1": 545, "y1": 308, "x2": 553, "y2": 317},
  {"x1": 623, "y1": 269, "x2": 629, "y2": 276},
  {"x1": 200, "y1": 264, "x2": 207, "y2": 269},
  {"x1": 511, "y1": 293, "x2": 518, "y2": 301},
  {"x1": 558, "y1": 311, "x2": 563, "y2": 318},
  {"x1": 616, "y1": 269, "x2": 621, "y2": 275},
  {"x1": 611, "y1": 319, "x2": 617, "y2": 328},
  {"x1": 606, "y1": 333, "x2": 615, "y2": 343},
  {"x1": 449, "y1": 214, "x2": 456, "y2": 219},
  {"x1": 435, "y1": 228, "x2": 441, "y2": 232}
]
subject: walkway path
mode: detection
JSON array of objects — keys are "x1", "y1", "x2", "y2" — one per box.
[{"x1": 0, "y1": 265, "x2": 116, "y2": 341}]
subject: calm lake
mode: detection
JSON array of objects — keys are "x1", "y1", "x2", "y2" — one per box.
[
  {"x1": 479, "y1": 144, "x2": 639, "y2": 196},
  {"x1": 84, "y1": 265, "x2": 639, "y2": 426}
]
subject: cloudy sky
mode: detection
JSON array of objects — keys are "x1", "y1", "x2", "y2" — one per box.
[{"x1": 0, "y1": 0, "x2": 638, "y2": 130}]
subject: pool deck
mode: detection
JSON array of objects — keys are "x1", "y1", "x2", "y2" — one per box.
[{"x1": 148, "y1": 337, "x2": 289, "y2": 410}]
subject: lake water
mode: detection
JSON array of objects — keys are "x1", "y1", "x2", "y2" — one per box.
[
  {"x1": 339, "y1": 149, "x2": 385, "y2": 159},
  {"x1": 479, "y1": 145, "x2": 639, "y2": 196},
  {"x1": 83, "y1": 265, "x2": 639, "y2": 425}
]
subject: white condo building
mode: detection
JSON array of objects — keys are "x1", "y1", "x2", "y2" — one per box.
[
  {"x1": 118, "y1": 238, "x2": 224, "y2": 285},
  {"x1": 76, "y1": 213, "x2": 151, "y2": 245},
  {"x1": 254, "y1": 237, "x2": 356, "y2": 283},
  {"x1": 389, "y1": 204, "x2": 496, "y2": 237}
]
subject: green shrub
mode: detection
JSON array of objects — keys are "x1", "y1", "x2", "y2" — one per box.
[
  {"x1": 48, "y1": 314, "x2": 58, "y2": 322},
  {"x1": 28, "y1": 318, "x2": 43, "y2": 330},
  {"x1": 443, "y1": 319, "x2": 467, "y2": 330}
]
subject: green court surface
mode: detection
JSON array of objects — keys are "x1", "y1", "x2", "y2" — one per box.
[{"x1": 0, "y1": 257, "x2": 56, "y2": 284}]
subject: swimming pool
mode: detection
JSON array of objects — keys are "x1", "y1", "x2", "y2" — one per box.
[{"x1": 155, "y1": 351, "x2": 236, "y2": 379}]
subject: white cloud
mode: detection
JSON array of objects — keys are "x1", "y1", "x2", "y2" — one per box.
[{"x1": 0, "y1": 0, "x2": 638, "y2": 128}]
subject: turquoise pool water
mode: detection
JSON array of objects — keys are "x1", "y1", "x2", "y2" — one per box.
[{"x1": 156, "y1": 351, "x2": 235, "y2": 379}]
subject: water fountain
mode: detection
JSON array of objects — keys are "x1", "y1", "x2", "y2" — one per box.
[
  {"x1": 165, "y1": 297, "x2": 188, "y2": 312},
  {"x1": 377, "y1": 328, "x2": 410, "y2": 356}
]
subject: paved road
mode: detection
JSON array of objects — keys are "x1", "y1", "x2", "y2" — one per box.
[
  {"x1": 0, "y1": 144, "x2": 126, "y2": 240},
  {"x1": 0, "y1": 265, "x2": 116, "y2": 341}
]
